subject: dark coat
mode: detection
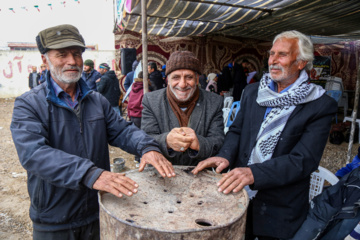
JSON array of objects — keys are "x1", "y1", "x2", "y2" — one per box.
[
  {"x1": 28, "y1": 72, "x2": 40, "y2": 89},
  {"x1": 141, "y1": 88, "x2": 225, "y2": 166},
  {"x1": 218, "y1": 66, "x2": 233, "y2": 92},
  {"x1": 96, "y1": 70, "x2": 121, "y2": 107},
  {"x1": 10, "y1": 72, "x2": 160, "y2": 231},
  {"x1": 149, "y1": 70, "x2": 165, "y2": 91},
  {"x1": 82, "y1": 69, "x2": 102, "y2": 91},
  {"x1": 217, "y1": 82, "x2": 338, "y2": 239},
  {"x1": 199, "y1": 74, "x2": 207, "y2": 89},
  {"x1": 291, "y1": 167, "x2": 360, "y2": 240},
  {"x1": 232, "y1": 63, "x2": 247, "y2": 101}
]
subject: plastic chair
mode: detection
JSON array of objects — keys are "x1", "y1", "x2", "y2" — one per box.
[
  {"x1": 338, "y1": 92, "x2": 348, "y2": 117},
  {"x1": 226, "y1": 101, "x2": 241, "y2": 127},
  {"x1": 224, "y1": 101, "x2": 241, "y2": 134},
  {"x1": 343, "y1": 116, "x2": 360, "y2": 143},
  {"x1": 309, "y1": 166, "x2": 339, "y2": 201},
  {"x1": 326, "y1": 90, "x2": 342, "y2": 123},
  {"x1": 224, "y1": 96, "x2": 233, "y2": 109},
  {"x1": 222, "y1": 108, "x2": 231, "y2": 125}
]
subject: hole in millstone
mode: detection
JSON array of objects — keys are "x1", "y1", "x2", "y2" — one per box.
[
  {"x1": 176, "y1": 200, "x2": 181, "y2": 204},
  {"x1": 190, "y1": 194, "x2": 194, "y2": 197},
  {"x1": 195, "y1": 219, "x2": 213, "y2": 227},
  {"x1": 183, "y1": 167, "x2": 194, "y2": 174},
  {"x1": 197, "y1": 201, "x2": 204, "y2": 205},
  {"x1": 126, "y1": 219, "x2": 135, "y2": 223},
  {"x1": 163, "y1": 189, "x2": 167, "y2": 192},
  {"x1": 143, "y1": 201, "x2": 148, "y2": 204},
  {"x1": 168, "y1": 210, "x2": 174, "y2": 213}
]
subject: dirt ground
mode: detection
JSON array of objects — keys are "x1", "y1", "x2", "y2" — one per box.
[{"x1": 0, "y1": 97, "x2": 358, "y2": 239}]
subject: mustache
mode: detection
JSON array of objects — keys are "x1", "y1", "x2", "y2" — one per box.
[
  {"x1": 174, "y1": 86, "x2": 192, "y2": 91},
  {"x1": 269, "y1": 65, "x2": 283, "y2": 71},
  {"x1": 62, "y1": 66, "x2": 82, "y2": 72}
]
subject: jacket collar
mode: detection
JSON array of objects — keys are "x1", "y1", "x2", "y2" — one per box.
[{"x1": 44, "y1": 70, "x2": 92, "y2": 107}]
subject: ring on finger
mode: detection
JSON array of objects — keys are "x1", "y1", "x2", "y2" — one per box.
[{"x1": 180, "y1": 147, "x2": 185, "y2": 151}]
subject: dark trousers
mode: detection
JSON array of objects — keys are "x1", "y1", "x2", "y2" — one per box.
[
  {"x1": 245, "y1": 201, "x2": 285, "y2": 240},
  {"x1": 33, "y1": 220, "x2": 99, "y2": 240},
  {"x1": 130, "y1": 116, "x2": 141, "y2": 162}
]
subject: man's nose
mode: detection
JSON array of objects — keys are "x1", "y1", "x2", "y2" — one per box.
[
  {"x1": 178, "y1": 77, "x2": 187, "y2": 88},
  {"x1": 66, "y1": 54, "x2": 77, "y2": 65},
  {"x1": 268, "y1": 54, "x2": 278, "y2": 66}
]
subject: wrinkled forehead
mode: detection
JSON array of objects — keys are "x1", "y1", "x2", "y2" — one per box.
[
  {"x1": 46, "y1": 46, "x2": 84, "y2": 56},
  {"x1": 169, "y1": 69, "x2": 197, "y2": 78},
  {"x1": 271, "y1": 37, "x2": 299, "y2": 52}
]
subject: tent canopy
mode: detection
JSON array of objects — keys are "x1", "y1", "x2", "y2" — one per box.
[{"x1": 117, "y1": 0, "x2": 360, "y2": 42}]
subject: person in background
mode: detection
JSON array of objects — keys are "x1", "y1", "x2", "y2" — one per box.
[
  {"x1": 205, "y1": 73, "x2": 219, "y2": 94},
  {"x1": 198, "y1": 73, "x2": 207, "y2": 89},
  {"x1": 82, "y1": 59, "x2": 101, "y2": 91},
  {"x1": 232, "y1": 59, "x2": 249, "y2": 101},
  {"x1": 148, "y1": 62, "x2": 165, "y2": 91},
  {"x1": 142, "y1": 51, "x2": 225, "y2": 166},
  {"x1": 96, "y1": 63, "x2": 121, "y2": 116},
  {"x1": 28, "y1": 66, "x2": 40, "y2": 89},
  {"x1": 124, "y1": 59, "x2": 139, "y2": 92},
  {"x1": 192, "y1": 30, "x2": 338, "y2": 240},
  {"x1": 128, "y1": 71, "x2": 145, "y2": 166},
  {"x1": 39, "y1": 64, "x2": 47, "y2": 84},
  {"x1": 11, "y1": 24, "x2": 175, "y2": 240}
]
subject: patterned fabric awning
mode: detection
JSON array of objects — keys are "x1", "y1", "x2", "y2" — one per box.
[{"x1": 117, "y1": 0, "x2": 360, "y2": 41}]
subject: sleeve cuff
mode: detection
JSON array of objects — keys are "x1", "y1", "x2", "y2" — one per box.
[
  {"x1": 141, "y1": 146, "x2": 162, "y2": 156},
  {"x1": 188, "y1": 149, "x2": 199, "y2": 158},
  {"x1": 82, "y1": 166, "x2": 105, "y2": 189}
]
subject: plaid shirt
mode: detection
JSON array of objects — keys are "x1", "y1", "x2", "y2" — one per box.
[{"x1": 50, "y1": 77, "x2": 83, "y2": 109}]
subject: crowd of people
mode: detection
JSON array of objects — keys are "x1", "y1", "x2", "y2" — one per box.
[{"x1": 14, "y1": 24, "x2": 359, "y2": 240}]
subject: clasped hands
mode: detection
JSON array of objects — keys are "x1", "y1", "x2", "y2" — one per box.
[
  {"x1": 192, "y1": 157, "x2": 255, "y2": 194},
  {"x1": 166, "y1": 127, "x2": 200, "y2": 152}
]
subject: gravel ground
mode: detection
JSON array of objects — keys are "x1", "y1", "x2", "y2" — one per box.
[{"x1": 0, "y1": 97, "x2": 357, "y2": 239}]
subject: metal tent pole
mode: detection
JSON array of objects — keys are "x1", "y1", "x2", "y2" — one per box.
[
  {"x1": 346, "y1": 54, "x2": 360, "y2": 164},
  {"x1": 141, "y1": 0, "x2": 149, "y2": 94}
]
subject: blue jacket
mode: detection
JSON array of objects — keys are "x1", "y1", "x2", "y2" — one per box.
[
  {"x1": 10, "y1": 71, "x2": 160, "y2": 231},
  {"x1": 82, "y1": 69, "x2": 101, "y2": 91},
  {"x1": 124, "y1": 71, "x2": 135, "y2": 92}
]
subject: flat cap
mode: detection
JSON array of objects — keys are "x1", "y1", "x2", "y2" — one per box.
[{"x1": 36, "y1": 24, "x2": 85, "y2": 54}]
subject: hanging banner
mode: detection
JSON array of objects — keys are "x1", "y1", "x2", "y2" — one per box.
[
  {"x1": 310, "y1": 56, "x2": 331, "y2": 88},
  {"x1": 310, "y1": 56, "x2": 331, "y2": 80}
]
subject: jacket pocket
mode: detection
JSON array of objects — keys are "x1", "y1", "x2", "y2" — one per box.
[{"x1": 32, "y1": 178, "x2": 45, "y2": 211}]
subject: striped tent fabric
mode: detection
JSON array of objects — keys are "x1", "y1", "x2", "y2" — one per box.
[{"x1": 117, "y1": 0, "x2": 360, "y2": 41}]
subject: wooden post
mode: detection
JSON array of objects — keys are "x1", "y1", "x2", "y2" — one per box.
[
  {"x1": 346, "y1": 56, "x2": 360, "y2": 164},
  {"x1": 141, "y1": 0, "x2": 149, "y2": 93}
]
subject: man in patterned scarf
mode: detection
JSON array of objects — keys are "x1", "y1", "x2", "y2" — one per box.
[{"x1": 192, "y1": 30, "x2": 338, "y2": 240}]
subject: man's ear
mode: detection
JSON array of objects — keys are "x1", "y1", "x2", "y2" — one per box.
[
  {"x1": 41, "y1": 55, "x2": 48, "y2": 67},
  {"x1": 298, "y1": 60, "x2": 307, "y2": 70}
]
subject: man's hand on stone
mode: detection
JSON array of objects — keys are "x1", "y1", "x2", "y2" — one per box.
[
  {"x1": 217, "y1": 167, "x2": 254, "y2": 194},
  {"x1": 92, "y1": 171, "x2": 138, "y2": 198},
  {"x1": 139, "y1": 151, "x2": 176, "y2": 178},
  {"x1": 166, "y1": 128, "x2": 193, "y2": 152},
  {"x1": 180, "y1": 127, "x2": 200, "y2": 151},
  {"x1": 192, "y1": 156, "x2": 229, "y2": 175}
]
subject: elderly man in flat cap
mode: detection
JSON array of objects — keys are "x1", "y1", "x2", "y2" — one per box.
[
  {"x1": 10, "y1": 24, "x2": 175, "y2": 240},
  {"x1": 141, "y1": 51, "x2": 225, "y2": 166}
]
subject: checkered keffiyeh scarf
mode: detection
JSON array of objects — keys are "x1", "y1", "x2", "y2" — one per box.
[{"x1": 248, "y1": 70, "x2": 325, "y2": 165}]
